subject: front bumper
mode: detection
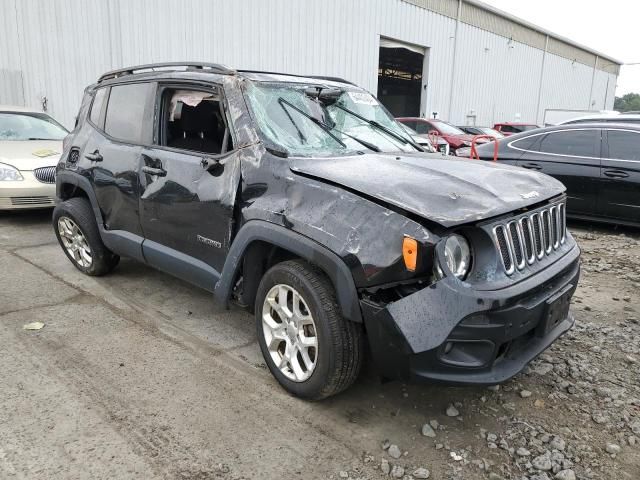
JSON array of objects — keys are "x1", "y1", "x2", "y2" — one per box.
[
  {"x1": 0, "y1": 171, "x2": 56, "y2": 210},
  {"x1": 361, "y1": 244, "x2": 580, "y2": 385}
]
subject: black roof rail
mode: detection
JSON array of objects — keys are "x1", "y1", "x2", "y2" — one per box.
[
  {"x1": 237, "y1": 69, "x2": 355, "y2": 86},
  {"x1": 98, "y1": 62, "x2": 236, "y2": 83}
]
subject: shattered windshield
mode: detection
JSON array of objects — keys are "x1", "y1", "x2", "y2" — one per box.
[{"x1": 244, "y1": 82, "x2": 418, "y2": 157}]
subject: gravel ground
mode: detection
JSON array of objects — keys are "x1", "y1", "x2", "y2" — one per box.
[{"x1": 0, "y1": 210, "x2": 638, "y2": 480}]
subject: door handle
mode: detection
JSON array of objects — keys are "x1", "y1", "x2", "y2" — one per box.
[
  {"x1": 522, "y1": 163, "x2": 542, "y2": 171},
  {"x1": 142, "y1": 165, "x2": 167, "y2": 177},
  {"x1": 603, "y1": 169, "x2": 629, "y2": 178},
  {"x1": 85, "y1": 150, "x2": 103, "y2": 162}
]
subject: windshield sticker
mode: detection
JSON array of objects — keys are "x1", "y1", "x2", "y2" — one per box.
[
  {"x1": 347, "y1": 92, "x2": 378, "y2": 106},
  {"x1": 32, "y1": 148, "x2": 59, "y2": 157}
]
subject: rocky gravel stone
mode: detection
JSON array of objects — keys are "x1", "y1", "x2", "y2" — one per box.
[
  {"x1": 445, "y1": 404, "x2": 460, "y2": 417},
  {"x1": 390, "y1": 465, "x2": 405, "y2": 478},
  {"x1": 605, "y1": 443, "x2": 621, "y2": 454},
  {"x1": 554, "y1": 469, "x2": 576, "y2": 480},
  {"x1": 412, "y1": 467, "x2": 430, "y2": 479},
  {"x1": 532, "y1": 453, "x2": 553, "y2": 471},
  {"x1": 421, "y1": 423, "x2": 436, "y2": 438},
  {"x1": 388, "y1": 444, "x2": 402, "y2": 459}
]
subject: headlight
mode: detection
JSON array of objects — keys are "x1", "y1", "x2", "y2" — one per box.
[
  {"x1": 0, "y1": 162, "x2": 23, "y2": 181},
  {"x1": 443, "y1": 234, "x2": 471, "y2": 279}
]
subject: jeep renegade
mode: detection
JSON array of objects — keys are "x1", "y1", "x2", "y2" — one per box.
[{"x1": 54, "y1": 62, "x2": 580, "y2": 399}]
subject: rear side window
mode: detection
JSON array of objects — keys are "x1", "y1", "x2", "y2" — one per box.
[
  {"x1": 104, "y1": 83, "x2": 151, "y2": 143},
  {"x1": 537, "y1": 130, "x2": 600, "y2": 157},
  {"x1": 606, "y1": 130, "x2": 640, "y2": 160},
  {"x1": 399, "y1": 120, "x2": 417, "y2": 130},
  {"x1": 415, "y1": 122, "x2": 432, "y2": 134},
  {"x1": 89, "y1": 88, "x2": 107, "y2": 126}
]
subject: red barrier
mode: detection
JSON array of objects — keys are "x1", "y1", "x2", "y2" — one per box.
[{"x1": 469, "y1": 134, "x2": 498, "y2": 161}]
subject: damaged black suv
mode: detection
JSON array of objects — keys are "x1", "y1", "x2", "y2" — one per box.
[{"x1": 54, "y1": 62, "x2": 580, "y2": 399}]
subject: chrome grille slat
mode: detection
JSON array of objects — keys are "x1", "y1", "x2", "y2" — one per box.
[
  {"x1": 508, "y1": 221, "x2": 525, "y2": 270},
  {"x1": 541, "y1": 210, "x2": 552, "y2": 254},
  {"x1": 494, "y1": 225, "x2": 514, "y2": 275},
  {"x1": 519, "y1": 217, "x2": 535, "y2": 264},
  {"x1": 531, "y1": 213, "x2": 544, "y2": 259},
  {"x1": 491, "y1": 201, "x2": 566, "y2": 275},
  {"x1": 34, "y1": 166, "x2": 56, "y2": 184}
]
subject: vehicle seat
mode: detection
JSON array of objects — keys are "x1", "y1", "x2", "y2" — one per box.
[{"x1": 169, "y1": 103, "x2": 221, "y2": 154}]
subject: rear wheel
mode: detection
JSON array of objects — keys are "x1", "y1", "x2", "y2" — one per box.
[
  {"x1": 255, "y1": 259, "x2": 364, "y2": 400},
  {"x1": 53, "y1": 197, "x2": 119, "y2": 276}
]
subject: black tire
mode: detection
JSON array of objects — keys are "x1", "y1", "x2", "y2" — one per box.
[
  {"x1": 53, "y1": 197, "x2": 119, "y2": 276},
  {"x1": 255, "y1": 259, "x2": 364, "y2": 400}
]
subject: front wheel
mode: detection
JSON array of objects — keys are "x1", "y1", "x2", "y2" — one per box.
[{"x1": 255, "y1": 259, "x2": 364, "y2": 400}]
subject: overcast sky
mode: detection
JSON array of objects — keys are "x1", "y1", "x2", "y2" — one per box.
[{"x1": 482, "y1": 0, "x2": 638, "y2": 97}]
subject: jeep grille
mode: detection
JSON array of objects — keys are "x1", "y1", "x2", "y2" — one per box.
[{"x1": 492, "y1": 201, "x2": 566, "y2": 275}]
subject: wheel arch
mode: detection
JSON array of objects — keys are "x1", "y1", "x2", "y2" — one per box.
[
  {"x1": 215, "y1": 221, "x2": 363, "y2": 323},
  {"x1": 56, "y1": 171, "x2": 105, "y2": 229}
]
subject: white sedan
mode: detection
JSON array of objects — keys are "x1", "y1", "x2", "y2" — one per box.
[{"x1": 0, "y1": 106, "x2": 68, "y2": 209}]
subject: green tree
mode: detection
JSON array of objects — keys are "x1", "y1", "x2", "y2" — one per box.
[{"x1": 614, "y1": 93, "x2": 640, "y2": 112}]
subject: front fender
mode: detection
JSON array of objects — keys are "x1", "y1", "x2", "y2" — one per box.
[{"x1": 214, "y1": 220, "x2": 363, "y2": 323}]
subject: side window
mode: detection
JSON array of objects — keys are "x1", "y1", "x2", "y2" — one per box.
[
  {"x1": 510, "y1": 135, "x2": 542, "y2": 152},
  {"x1": 415, "y1": 122, "x2": 431, "y2": 134},
  {"x1": 537, "y1": 130, "x2": 599, "y2": 157},
  {"x1": 158, "y1": 87, "x2": 232, "y2": 155},
  {"x1": 104, "y1": 83, "x2": 151, "y2": 143},
  {"x1": 400, "y1": 120, "x2": 417, "y2": 130},
  {"x1": 89, "y1": 88, "x2": 107, "y2": 126},
  {"x1": 501, "y1": 125, "x2": 517, "y2": 133},
  {"x1": 607, "y1": 130, "x2": 640, "y2": 160}
]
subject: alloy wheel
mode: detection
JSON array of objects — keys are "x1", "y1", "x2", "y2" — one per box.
[
  {"x1": 57, "y1": 216, "x2": 93, "y2": 268},
  {"x1": 262, "y1": 284, "x2": 318, "y2": 382}
]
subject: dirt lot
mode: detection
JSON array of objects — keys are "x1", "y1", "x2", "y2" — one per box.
[{"x1": 1, "y1": 210, "x2": 638, "y2": 480}]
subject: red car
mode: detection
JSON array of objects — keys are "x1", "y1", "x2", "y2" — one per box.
[
  {"x1": 396, "y1": 117, "x2": 490, "y2": 154},
  {"x1": 493, "y1": 122, "x2": 540, "y2": 136}
]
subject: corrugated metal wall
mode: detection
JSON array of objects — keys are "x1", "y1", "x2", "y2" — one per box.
[{"x1": 0, "y1": 0, "x2": 617, "y2": 128}]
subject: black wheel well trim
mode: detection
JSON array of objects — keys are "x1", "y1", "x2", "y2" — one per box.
[
  {"x1": 56, "y1": 171, "x2": 106, "y2": 231},
  {"x1": 214, "y1": 220, "x2": 363, "y2": 323}
]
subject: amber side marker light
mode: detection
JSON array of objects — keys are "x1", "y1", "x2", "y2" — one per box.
[{"x1": 402, "y1": 237, "x2": 418, "y2": 272}]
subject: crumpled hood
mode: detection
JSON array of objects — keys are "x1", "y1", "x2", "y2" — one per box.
[
  {"x1": 0, "y1": 140, "x2": 62, "y2": 170},
  {"x1": 290, "y1": 153, "x2": 565, "y2": 227}
]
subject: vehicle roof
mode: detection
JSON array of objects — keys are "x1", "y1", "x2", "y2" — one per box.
[
  {"x1": 507, "y1": 122, "x2": 640, "y2": 137},
  {"x1": 95, "y1": 62, "x2": 356, "y2": 88},
  {"x1": 494, "y1": 122, "x2": 538, "y2": 126},
  {"x1": 560, "y1": 113, "x2": 640, "y2": 123},
  {"x1": 396, "y1": 117, "x2": 438, "y2": 122},
  {"x1": 0, "y1": 105, "x2": 45, "y2": 114}
]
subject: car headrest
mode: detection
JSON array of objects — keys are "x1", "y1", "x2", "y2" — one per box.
[{"x1": 180, "y1": 102, "x2": 217, "y2": 134}]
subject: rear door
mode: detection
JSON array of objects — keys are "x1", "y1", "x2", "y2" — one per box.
[
  {"x1": 511, "y1": 128, "x2": 601, "y2": 215},
  {"x1": 599, "y1": 128, "x2": 640, "y2": 223},
  {"x1": 138, "y1": 82, "x2": 242, "y2": 291},
  {"x1": 86, "y1": 82, "x2": 155, "y2": 239}
]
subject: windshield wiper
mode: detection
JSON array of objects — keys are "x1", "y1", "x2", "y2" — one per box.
[
  {"x1": 333, "y1": 104, "x2": 424, "y2": 152},
  {"x1": 278, "y1": 98, "x2": 381, "y2": 152}
]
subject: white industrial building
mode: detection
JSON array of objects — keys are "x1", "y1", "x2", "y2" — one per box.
[{"x1": 1, "y1": 0, "x2": 621, "y2": 129}]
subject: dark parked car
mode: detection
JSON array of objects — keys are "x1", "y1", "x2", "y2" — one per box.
[
  {"x1": 458, "y1": 126, "x2": 504, "y2": 139},
  {"x1": 54, "y1": 62, "x2": 580, "y2": 399},
  {"x1": 493, "y1": 123, "x2": 540, "y2": 136},
  {"x1": 474, "y1": 123, "x2": 640, "y2": 226},
  {"x1": 396, "y1": 117, "x2": 490, "y2": 153}
]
